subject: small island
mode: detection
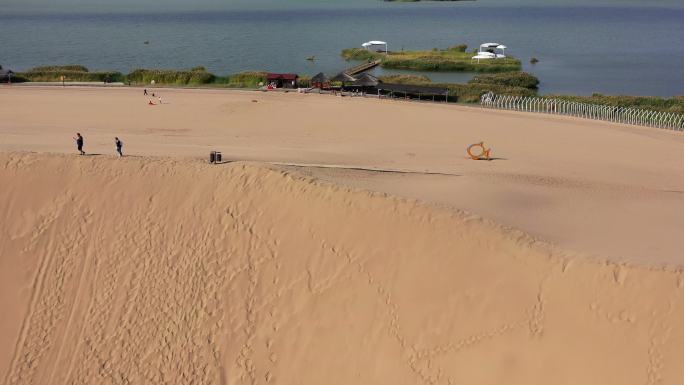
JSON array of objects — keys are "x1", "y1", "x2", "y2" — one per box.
[{"x1": 342, "y1": 44, "x2": 521, "y2": 73}]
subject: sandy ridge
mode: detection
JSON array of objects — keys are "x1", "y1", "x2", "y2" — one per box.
[{"x1": 1, "y1": 152, "x2": 684, "y2": 384}]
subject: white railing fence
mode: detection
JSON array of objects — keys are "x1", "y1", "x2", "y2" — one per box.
[{"x1": 480, "y1": 93, "x2": 684, "y2": 132}]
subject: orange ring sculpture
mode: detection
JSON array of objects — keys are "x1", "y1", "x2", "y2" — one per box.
[{"x1": 467, "y1": 142, "x2": 492, "y2": 160}]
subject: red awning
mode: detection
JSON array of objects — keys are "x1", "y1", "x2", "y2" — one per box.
[{"x1": 267, "y1": 73, "x2": 298, "y2": 81}]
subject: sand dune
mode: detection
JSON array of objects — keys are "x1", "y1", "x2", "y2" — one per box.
[
  {"x1": 1, "y1": 152, "x2": 683, "y2": 385},
  {"x1": 1, "y1": 87, "x2": 683, "y2": 264}
]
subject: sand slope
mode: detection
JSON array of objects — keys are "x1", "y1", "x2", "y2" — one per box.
[
  {"x1": 1, "y1": 152, "x2": 683, "y2": 385},
  {"x1": 2, "y1": 87, "x2": 683, "y2": 264}
]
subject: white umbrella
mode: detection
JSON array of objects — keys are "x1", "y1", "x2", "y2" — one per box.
[{"x1": 362, "y1": 41, "x2": 388, "y2": 53}]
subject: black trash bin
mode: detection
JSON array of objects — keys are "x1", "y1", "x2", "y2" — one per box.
[
  {"x1": 209, "y1": 151, "x2": 216, "y2": 163},
  {"x1": 215, "y1": 152, "x2": 222, "y2": 163}
]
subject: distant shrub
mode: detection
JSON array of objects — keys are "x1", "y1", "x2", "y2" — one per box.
[
  {"x1": 448, "y1": 44, "x2": 468, "y2": 52},
  {"x1": 18, "y1": 65, "x2": 123, "y2": 82},
  {"x1": 30, "y1": 65, "x2": 89, "y2": 72},
  {"x1": 469, "y1": 72, "x2": 540, "y2": 89},
  {"x1": 446, "y1": 83, "x2": 536, "y2": 103},
  {"x1": 547, "y1": 94, "x2": 684, "y2": 114},
  {"x1": 379, "y1": 74, "x2": 432, "y2": 85},
  {"x1": 125, "y1": 68, "x2": 215, "y2": 85},
  {"x1": 222, "y1": 71, "x2": 268, "y2": 88},
  {"x1": 381, "y1": 56, "x2": 520, "y2": 73},
  {"x1": 298, "y1": 76, "x2": 311, "y2": 88},
  {"x1": 341, "y1": 48, "x2": 381, "y2": 61}
]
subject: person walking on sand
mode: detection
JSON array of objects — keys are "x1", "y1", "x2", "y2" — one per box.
[
  {"x1": 144, "y1": 88, "x2": 148, "y2": 96},
  {"x1": 115, "y1": 137, "x2": 123, "y2": 157},
  {"x1": 158, "y1": 95, "x2": 162, "y2": 104},
  {"x1": 74, "y1": 133, "x2": 85, "y2": 155}
]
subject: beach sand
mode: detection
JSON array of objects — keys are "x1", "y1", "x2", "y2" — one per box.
[
  {"x1": 1, "y1": 86, "x2": 683, "y2": 264},
  {"x1": 1, "y1": 86, "x2": 683, "y2": 384}
]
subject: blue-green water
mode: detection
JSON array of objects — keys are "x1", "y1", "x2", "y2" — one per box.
[{"x1": 2, "y1": 0, "x2": 683, "y2": 96}]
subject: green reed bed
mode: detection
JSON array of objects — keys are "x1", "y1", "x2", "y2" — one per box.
[
  {"x1": 16, "y1": 65, "x2": 123, "y2": 83},
  {"x1": 125, "y1": 67, "x2": 216, "y2": 85},
  {"x1": 342, "y1": 46, "x2": 521, "y2": 73},
  {"x1": 378, "y1": 72, "x2": 538, "y2": 103},
  {"x1": 546, "y1": 94, "x2": 684, "y2": 114}
]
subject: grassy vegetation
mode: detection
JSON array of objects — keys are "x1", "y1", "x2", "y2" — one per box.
[
  {"x1": 377, "y1": 74, "x2": 433, "y2": 85},
  {"x1": 546, "y1": 94, "x2": 684, "y2": 114},
  {"x1": 341, "y1": 46, "x2": 521, "y2": 73},
  {"x1": 216, "y1": 71, "x2": 267, "y2": 88},
  {"x1": 13, "y1": 65, "x2": 312, "y2": 89},
  {"x1": 469, "y1": 71, "x2": 539, "y2": 89},
  {"x1": 126, "y1": 67, "x2": 216, "y2": 85},
  {"x1": 379, "y1": 72, "x2": 538, "y2": 102},
  {"x1": 30, "y1": 65, "x2": 90, "y2": 72},
  {"x1": 446, "y1": 83, "x2": 536, "y2": 103},
  {"x1": 17, "y1": 65, "x2": 123, "y2": 83}
]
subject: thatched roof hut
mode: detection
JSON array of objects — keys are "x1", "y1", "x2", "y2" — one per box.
[
  {"x1": 351, "y1": 73, "x2": 379, "y2": 87},
  {"x1": 331, "y1": 72, "x2": 357, "y2": 83},
  {"x1": 0, "y1": 68, "x2": 15, "y2": 82},
  {"x1": 311, "y1": 72, "x2": 330, "y2": 83}
]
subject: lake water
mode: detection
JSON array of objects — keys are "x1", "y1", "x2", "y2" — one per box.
[{"x1": 2, "y1": 0, "x2": 683, "y2": 96}]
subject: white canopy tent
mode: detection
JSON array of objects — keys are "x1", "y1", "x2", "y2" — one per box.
[
  {"x1": 362, "y1": 40, "x2": 388, "y2": 53},
  {"x1": 480, "y1": 43, "x2": 500, "y2": 49},
  {"x1": 473, "y1": 42, "x2": 507, "y2": 61},
  {"x1": 472, "y1": 52, "x2": 496, "y2": 63}
]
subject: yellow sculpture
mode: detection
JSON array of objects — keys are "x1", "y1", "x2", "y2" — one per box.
[{"x1": 467, "y1": 142, "x2": 492, "y2": 160}]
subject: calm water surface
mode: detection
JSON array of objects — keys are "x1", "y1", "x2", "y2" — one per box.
[{"x1": 2, "y1": 0, "x2": 683, "y2": 96}]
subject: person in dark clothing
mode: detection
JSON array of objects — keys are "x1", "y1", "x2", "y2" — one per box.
[
  {"x1": 74, "y1": 133, "x2": 85, "y2": 155},
  {"x1": 144, "y1": 89, "x2": 148, "y2": 96},
  {"x1": 115, "y1": 137, "x2": 123, "y2": 157}
]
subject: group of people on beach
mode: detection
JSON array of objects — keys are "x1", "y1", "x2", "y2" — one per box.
[
  {"x1": 74, "y1": 133, "x2": 123, "y2": 157},
  {"x1": 72, "y1": 88, "x2": 166, "y2": 155},
  {"x1": 143, "y1": 88, "x2": 163, "y2": 105}
]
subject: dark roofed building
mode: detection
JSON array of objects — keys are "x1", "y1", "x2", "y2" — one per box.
[
  {"x1": 311, "y1": 72, "x2": 331, "y2": 89},
  {"x1": 0, "y1": 68, "x2": 15, "y2": 83},
  {"x1": 350, "y1": 73, "x2": 379, "y2": 88},
  {"x1": 330, "y1": 72, "x2": 357, "y2": 84},
  {"x1": 266, "y1": 73, "x2": 299, "y2": 88},
  {"x1": 376, "y1": 83, "x2": 450, "y2": 102}
]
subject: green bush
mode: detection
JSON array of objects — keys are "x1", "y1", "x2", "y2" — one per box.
[
  {"x1": 547, "y1": 94, "x2": 684, "y2": 114},
  {"x1": 446, "y1": 83, "x2": 536, "y2": 103},
  {"x1": 125, "y1": 68, "x2": 215, "y2": 85},
  {"x1": 17, "y1": 65, "x2": 123, "y2": 82},
  {"x1": 219, "y1": 71, "x2": 267, "y2": 88},
  {"x1": 448, "y1": 44, "x2": 468, "y2": 52},
  {"x1": 341, "y1": 48, "x2": 381, "y2": 61},
  {"x1": 378, "y1": 74, "x2": 432, "y2": 85},
  {"x1": 29, "y1": 65, "x2": 90, "y2": 72},
  {"x1": 469, "y1": 71, "x2": 540, "y2": 89},
  {"x1": 381, "y1": 56, "x2": 520, "y2": 73}
]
